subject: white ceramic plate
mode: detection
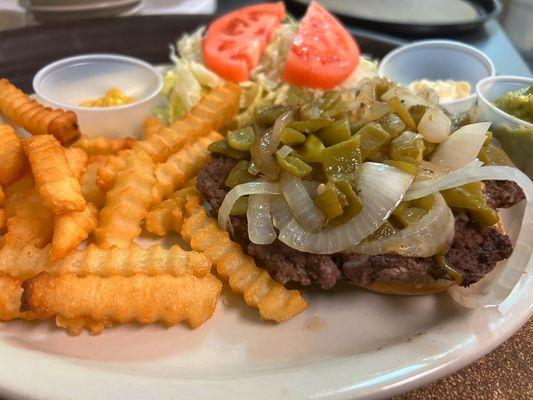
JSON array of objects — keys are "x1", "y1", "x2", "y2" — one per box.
[
  {"x1": 0, "y1": 78, "x2": 531, "y2": 399},
  {"x1": 0, "y1": 201, "x2": 531, "y2": 399}
]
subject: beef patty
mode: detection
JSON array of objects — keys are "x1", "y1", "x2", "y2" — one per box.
[
  {"x1": 484, "y1": 179, "x2": 526, "y2": 209},
  {"x1": 197, "y1": 155, "x2": 521, "y2": 289}
]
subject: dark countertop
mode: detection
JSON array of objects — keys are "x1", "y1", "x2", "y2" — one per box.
[{"x1": 394, "y1": 318, "x2": 533, "y2": 400}]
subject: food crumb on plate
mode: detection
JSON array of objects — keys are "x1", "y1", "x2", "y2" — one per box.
[
  {"x1": 305, "y1": 316, "x2": 328, "y2": 332},
  {"x1": 406, "y1": 332, "x2": 426, "y2": 342}
]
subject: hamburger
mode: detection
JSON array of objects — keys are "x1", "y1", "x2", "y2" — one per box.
[
  {"x1": 164, "y1": 2, "x2": 528, "y2": 298},
  {"x1": 194, "y1": 78, "x2": 526, "y2": 296}
]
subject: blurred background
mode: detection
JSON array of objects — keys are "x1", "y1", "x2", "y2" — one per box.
[
  {"x1": 0, "y1": 0, "x2": 531, "y2": 71},
  {"x1": 0, "y1": 0, "x2": 531, "y2": 72},
  {"x1": 500, "y1": 0, "x2": 533, "y2": 69}
]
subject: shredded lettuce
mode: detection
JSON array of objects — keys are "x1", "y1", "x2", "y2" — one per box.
[
  {"x1": 231, "y1": 23, "x2": 298, "y2": 128},
  {"x1": 159, "y1": 22, "x2": 378, "y2": 126},
  {"x1": 156, "y1": 28, "x2": 220, "y2": 124},
  {"x1": 177, "y1": 26, "x2": 205, "y2": 63}
]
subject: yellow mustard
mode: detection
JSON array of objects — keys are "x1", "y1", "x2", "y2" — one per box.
[{"x1": 81, "y1": 88, "x2": 135, "y2": 107}]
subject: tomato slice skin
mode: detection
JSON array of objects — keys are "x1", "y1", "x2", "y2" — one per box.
[
  {"x1": 203, "y1": 3, "x2": 286, "y2": 83},
  {"x1": 282, "y1": 1, "x2": 360, "y2": 90}
]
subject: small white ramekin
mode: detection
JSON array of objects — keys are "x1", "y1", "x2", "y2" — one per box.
[
  {"x1": 475, "y1": 75, "x2": 533, "y2": 177},
  {"x1": 33, "y1": 54, "x2": 163, "y2": 139},
  {"x1": 475, "y1": 75, "x2": 533, "y2": 130},
  {"x1": 378, "y1": 40, "x2": 495, "y2": 114}
]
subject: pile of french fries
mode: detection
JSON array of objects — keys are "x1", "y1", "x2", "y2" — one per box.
[{"x1": 0, "y1": 78, "x2": 308, "y2": 335}]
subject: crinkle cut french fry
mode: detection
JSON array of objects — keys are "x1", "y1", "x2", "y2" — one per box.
[
  {"x1": 21, "y1": 272, "x2": 222, "y2": 330},
  {"x1": 64, "y1": 147, "x2": 88, "y2": 180},
  {"x1": 0, "y1": 242, "x2": 211, "y2": 280},
  {"x1": 4, "y1": 173, "x2": 34, "y2": 218},
  {"x1": 179, "y1": 199, "x2": 308, "y2": 322},
  {"x1": 50, "y1": 203, "x2": 98, "y2": 261},
  {"x1": 153, "y1": 131, "x2": 222, "y2": 201},
  {"x1": 0, "y1": 209, "x2": 4, "y2": 232},
  {"x1": 0, "y1": 275, "x2": 48, "y2": 321},
  {"x1": 0, "y1": 79, "x2": 81, "y2": 144},
  {"x1": 146, "y1": 185, "x2": 199, "y2": 236},
  {"x1": 56, "y1": 314, "x2": 113, "y2": 336},
  {"x1": 94, "y1": 149, "x2": 156, "y2": 249},
  {"x1": 95, "y1": 152, "x2": 127, "y2": 192},
  {"x1": 95, "y1": 83, "x2": 241, "y2": 191},
  {"x1": 0, "y1": 124, "x2": 27, "y2": 186},
  {"x1": 0, "y1": 186, "x2": 4, "y2": 231},
  {"x1": 2, "y1": 189, "x2": 54, "y2": 249},
  {"x1": 134, "y1": 126, "x2": 190, "y2": 164},
  {"x1": 0, "y1": 185, "x2": 3, "y2": 229},
  {"x1": 0, "y1": 186, "x2": 5, "y2": 231},
  {"x1": 108, "y1": 124, "x2": 192, "y2": 188},
  {"x1": 181, "y1": 82, "x2": 241, "y2": 133},
  {"x1": 143, "y1": 117, "x2": 164, "y2": 137},
  {"x1": 23, "y1": 135, "x2": 85, "y2": 214},
  {"x1": 73, "y1": 135, "x2": 134, "y2": 156},
  {"x1": 81, "y1": 156, "x2": 108, "y2": 208},
  {"x1": 135, "y1": 82, "x2": 240, "y2": 163}
]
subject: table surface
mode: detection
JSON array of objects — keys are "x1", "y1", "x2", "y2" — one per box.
[{"x1": 220, "y1": 2, "x2": 533, "y2": 399}]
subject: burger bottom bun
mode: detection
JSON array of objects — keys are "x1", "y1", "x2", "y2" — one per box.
[{"x1": 358, "y1": 279, "x2": 454, "y2": 296}]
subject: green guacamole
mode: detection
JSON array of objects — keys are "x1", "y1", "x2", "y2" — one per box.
[
  {"x1": 493, "y1": 85, "x2": 533, "y2": 124},
  {"x1": 493, "y1": 126, "x2": 533, "y2": 178}
]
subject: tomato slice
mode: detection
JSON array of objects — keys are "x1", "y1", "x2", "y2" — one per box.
[
  {"x1": 282, "y1": 1, "x2": 360, "y2": 90},
  {"x1": 203, "y1": 3, "x2": 286, "y2": 83}
]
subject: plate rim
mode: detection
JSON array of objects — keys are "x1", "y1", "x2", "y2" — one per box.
[
  {"x1": 28, "y1": 0, "x2": 140, "y2": 13},
  {"x1": 286, "y1": 0, "x2": 502, "y2": 35}
]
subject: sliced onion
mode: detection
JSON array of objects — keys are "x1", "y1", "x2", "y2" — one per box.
[
  {"x1": 269, "y1": 110, "x2": 293, "y2": 154},
  {"x1": 276, "y1": 144, "x2": 293, "y2": 159},
  {"x1": 251, "y1": 129, "x2": 279, "y2": 180},
  {"x1": 280, "y1": 172, "x2": 326, "y2": 231},
  {"x1": 430, "y1": 122, "x2": 491, "y2": 169},
  {"x1": 271, "y1": 195, "x2": 293, "y2": 228},
  {"x1": 415, "y1": 88, "x2": 440, "y2": 106},
  {"x1": 251, "y1": 110, "x2": 293, "y2": 180},
  {"x1": 362, "y1": 102, "x2": 393, "y2": 122},
  {"x1": 405, "y1": 163, "x2": 532, "y2": 201},
  {"x1": 417, "y1": 107, "x2": 451, "y2": 143},
  {"x1": 357, "y1": 78, "x2": 377, "y2": 102},
  {"x1": 415, "y1": 160, "x2": 453, "y2": 181},
  {"x1": 247, "y1": 194, "x2": 276, "y2": 245},
  {"x1": 302, "y1": 181, "x2": 320, "y2": 199},
  {"x1": 273, "y1": 163, "x2": 413, "y2": 254},
  {"x1": 351, "y1": 193, "x2": 454, "y2": 257},
  {"x1": 218, "y1": 182, "x2": 280, "y2": 232},
  {"x1": 381, "y1": 86, "x2": 429, "y2": 109}
]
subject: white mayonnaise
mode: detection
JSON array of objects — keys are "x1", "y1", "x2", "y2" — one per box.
[{"x1": 409, "y1": 79, "x2": 471, "y2": 102}]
